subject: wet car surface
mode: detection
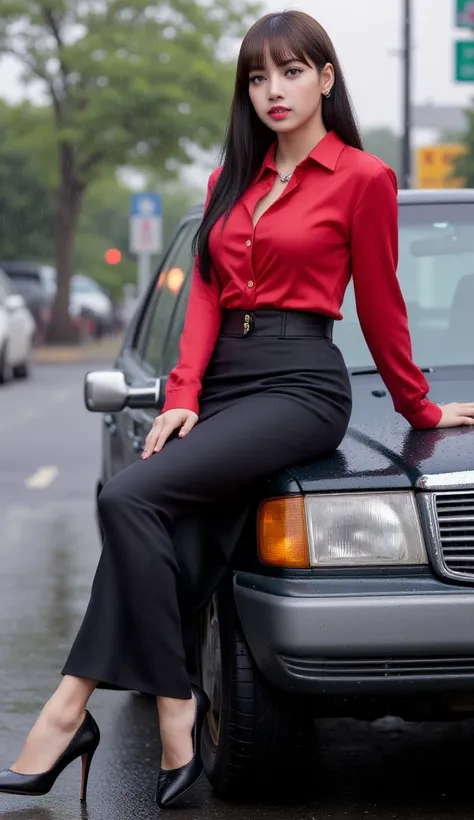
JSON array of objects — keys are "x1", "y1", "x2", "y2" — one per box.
[{"x1": 1, "y1": 361, "x2": 474, "y2": 820}]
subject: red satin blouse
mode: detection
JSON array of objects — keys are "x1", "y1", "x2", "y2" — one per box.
[{"x1": 163, "y1": 130, "x2": 442, "y2": 430}]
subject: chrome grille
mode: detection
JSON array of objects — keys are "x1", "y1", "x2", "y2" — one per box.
[{"x1": 435, "y1": 490, "x2": 474, "y2": 579}]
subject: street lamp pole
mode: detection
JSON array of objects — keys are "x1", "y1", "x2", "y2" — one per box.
[{"x1": 402, "y1": 0, "x2": 412, "y2": 188}]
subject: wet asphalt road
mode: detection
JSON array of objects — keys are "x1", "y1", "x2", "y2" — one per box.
[{"x1": 2, "y1": 360, "x2": 474, "y2": 820}]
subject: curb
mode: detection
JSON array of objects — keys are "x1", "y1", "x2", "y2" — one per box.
[{"x1": 33, "y1": 335, "x2": 123, "y2": 364}]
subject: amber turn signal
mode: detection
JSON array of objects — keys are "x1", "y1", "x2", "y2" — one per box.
[{"x1": 257, "y1": 496, "x2": 310, "y2": 568}]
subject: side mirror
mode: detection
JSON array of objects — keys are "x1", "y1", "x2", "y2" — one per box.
[
  {"x1": 84, "y1": 370, "x2": 162, "y2": 413},
  {"x1": 5, "y1": 293, "x2": 25, "y2": 312}
]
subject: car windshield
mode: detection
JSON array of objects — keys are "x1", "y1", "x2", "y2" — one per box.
[
  {"x1": 334, "y1": 202, "x2": 474, "y2": 369},
  {"x1": 4, "y1": 272, "x2": 43, "y2": 294}
]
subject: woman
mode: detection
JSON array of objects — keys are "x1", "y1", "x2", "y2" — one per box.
[{"x1": 1, "y1": 9, "x2": 473, "y2": 811}]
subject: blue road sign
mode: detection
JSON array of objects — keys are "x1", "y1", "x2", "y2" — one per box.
[{"x1": 130, "y1": 192, "x2": 162, "y2": 218}]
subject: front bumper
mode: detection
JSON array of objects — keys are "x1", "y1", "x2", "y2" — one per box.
[{"x1": 233, "y1": 572, "x2": 474, "y2": 696}]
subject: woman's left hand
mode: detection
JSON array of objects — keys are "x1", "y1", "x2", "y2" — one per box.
[{"x1": 435, "y1": 402, "x2": 474, "y2": 428}]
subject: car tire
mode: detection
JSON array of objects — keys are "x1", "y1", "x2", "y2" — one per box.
[
  {"x1": 197, "y1": 574, "x2": 315, "y2": 800},
  {"x1": 0, "y1": 342, "x2": 12, "y2": 384}
]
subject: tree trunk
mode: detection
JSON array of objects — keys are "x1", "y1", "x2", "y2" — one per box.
[{"x1": 46, "y1": 174, "x2": 84, "y2": 344}]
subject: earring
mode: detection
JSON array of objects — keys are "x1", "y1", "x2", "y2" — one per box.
[{"x1": 324, "y1": 88, "x2": 332, "y2": 99}]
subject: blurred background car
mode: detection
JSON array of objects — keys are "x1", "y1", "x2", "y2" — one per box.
[
  {"x1": 0, "y1": 261, "x2": 53, "y2": 345},
  {"x1": 69, "y1": 274, "x2": 114, "y2": 339},
  {"x1": 0, "y1": 267, "x2": 36, "y2": 383},
  {"x1": 0, "y1": 262, "x2": 114, "y2": 342}
]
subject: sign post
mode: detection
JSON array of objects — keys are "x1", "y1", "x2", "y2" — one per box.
[
  {"x1": 456, "y1": 0, "x2": 474, "y2": 27},
  {"x1": 129, "y1": 193, "x2": 163, "y2": 298},
  {"x1": 415, "y1": 144, "x2": 466, "y2": 189}
]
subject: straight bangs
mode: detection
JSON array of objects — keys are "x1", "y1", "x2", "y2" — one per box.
[{"x1": 237, "y1": 18, "x2": 314, "y2": 86}]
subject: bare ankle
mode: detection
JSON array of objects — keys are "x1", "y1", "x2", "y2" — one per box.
[
  {"x1": 41, "y1": 676, "x2": 97, "y2": 730},
  {"x1": 158, "y1": 698, "x2": 196, "y2": 771},
  {"x1": 41, "y1": 700, "x2": 84, "y2": 731}
]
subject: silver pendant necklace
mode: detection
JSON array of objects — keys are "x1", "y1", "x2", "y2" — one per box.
[{"x1": 278, "y1": 171, "x2": 292, "y2": 183}]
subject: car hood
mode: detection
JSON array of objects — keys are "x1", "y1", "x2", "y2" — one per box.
[{"x1": 289, "y1": 366, "x2": 474, "y2": 493}]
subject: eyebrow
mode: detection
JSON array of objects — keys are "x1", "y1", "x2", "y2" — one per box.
[{"x1": 249, "y1": 58, "x2": 302, "y2": 72}]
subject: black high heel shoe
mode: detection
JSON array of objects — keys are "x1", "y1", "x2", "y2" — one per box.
[
  {"x1": 156, "y1": 684, "x2": 210, "y2": 809},
  {"x1": 0, "y1": 710, "x2": 100, "y2": 802}
]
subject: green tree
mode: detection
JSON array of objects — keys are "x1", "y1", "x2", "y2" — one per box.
[
  {"x1": 0, "y1": 108, "x2": 205, "y2": 302},
  {"x1": 75, "y1": 175, "x2": 202, "y2": 301},
  {"x1": 0, "y1": 108, "x2": 54, "y2": 261},
  {"x1": 0, "y1": 0, "x2": 259, "y2": 341},
  {"x1": 75, "y1": 176, "x2": 136, "y2": 301}
]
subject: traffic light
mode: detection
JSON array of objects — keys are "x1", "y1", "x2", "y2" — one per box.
[{"x1": 105, "y1": 248, "x2": 122, "y2": 265}]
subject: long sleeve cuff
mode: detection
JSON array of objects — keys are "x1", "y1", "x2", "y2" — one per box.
[
  {"x1": 402, "y1": 399, "x2": 443, "y2": 430},
  {"x1": 162, "y1": 390, "x2": 200, "y2": 416}
]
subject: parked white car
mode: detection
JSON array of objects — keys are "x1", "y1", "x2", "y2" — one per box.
[
  {"x1": 69, "y1": 274, "x2": 114, "y2": 335},
  {"x1": 0, "y1": 268, "x2": 36, "y2": 383},
  {"x1": 40, "y1": 268, "x2": 114, "y2": 336}
]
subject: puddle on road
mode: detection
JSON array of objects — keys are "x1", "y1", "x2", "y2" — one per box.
[{"x1": 0, "y1": 501, "x2": 99, "y2": 716}]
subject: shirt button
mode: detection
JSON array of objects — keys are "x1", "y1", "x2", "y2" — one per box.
[
  {"x1": 245, "y1": 239, "x2": 251, "y2": 246},
  {"x1": 247, "y1": 280, "x2": 254, "y2": 288}
]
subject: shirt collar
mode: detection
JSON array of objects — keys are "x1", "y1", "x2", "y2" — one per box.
[
  {"x1": 254, "y1": 130, "x2": 346, "y2": 182},
  {"x1": 308, "y1": 130, "x2": 346, "y2": 170}
]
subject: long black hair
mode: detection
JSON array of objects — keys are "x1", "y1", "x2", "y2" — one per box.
[{"x1": 195, "y1": 10, "x2": 363, "y2": 283}]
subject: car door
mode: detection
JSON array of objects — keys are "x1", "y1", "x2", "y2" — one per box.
[
  {"x1": 113, "y1": 218, "x2": 198, "y2": 471},
  {"x1": 136, "y1": 235, "x2": 198, "y2": 438}
]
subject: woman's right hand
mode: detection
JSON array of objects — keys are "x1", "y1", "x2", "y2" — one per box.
[{"x1": 142, "y1": 408, "x2": 199, "y2": 458}]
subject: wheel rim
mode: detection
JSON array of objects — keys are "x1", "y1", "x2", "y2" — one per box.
[{"x1": 201, "y1": 593, "x2": 223, "y2": 747}]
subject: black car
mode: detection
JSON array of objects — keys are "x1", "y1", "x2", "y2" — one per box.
[{"x1": 84, "y1": 189, "x2": 474, "y2": 798}]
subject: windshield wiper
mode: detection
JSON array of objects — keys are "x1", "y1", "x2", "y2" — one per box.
[{"x1": 351, "y1": 366, "x2": 434, "y2": 376}]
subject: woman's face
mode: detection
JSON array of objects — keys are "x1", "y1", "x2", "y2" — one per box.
[{"x1": 248, "y1": 46, "x2": 333, "y2": 134}]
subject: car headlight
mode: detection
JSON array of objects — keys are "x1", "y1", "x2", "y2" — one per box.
[{"x1": 305, "y1": 491, "x2": 427, "y2": 567}]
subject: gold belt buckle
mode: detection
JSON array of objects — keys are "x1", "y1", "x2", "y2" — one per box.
[{"x1": 243, "y1": 313, "x2": 252, "y2": 335}]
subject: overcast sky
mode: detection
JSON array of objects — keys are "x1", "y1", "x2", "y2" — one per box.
[{"x1": 0, "y1": 0, "x2": 472, "y2": 139}]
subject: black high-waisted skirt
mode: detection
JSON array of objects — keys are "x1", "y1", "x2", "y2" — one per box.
[{"x1": 61, "y1": 309, "x2": 352, "y2": 697}]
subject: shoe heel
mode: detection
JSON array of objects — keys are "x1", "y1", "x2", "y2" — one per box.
[
  {"x1": 0, "y1": 710, "x2": 100, "y2": 800},
  {"x1": 80, "y1": 748, "x2": 96, "y2": 802}
]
